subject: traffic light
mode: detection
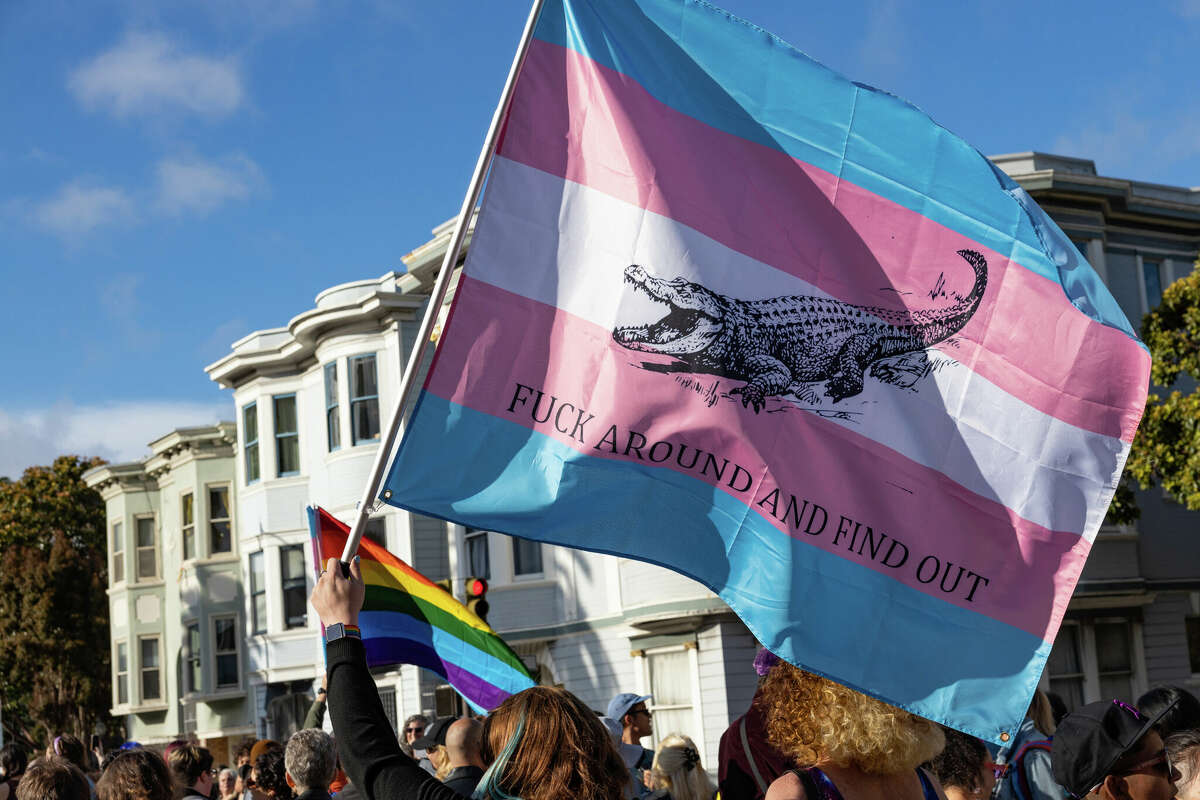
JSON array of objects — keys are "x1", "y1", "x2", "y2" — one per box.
[{"x1": 465, "y1": 576, "x2": 489, "y2": 623}]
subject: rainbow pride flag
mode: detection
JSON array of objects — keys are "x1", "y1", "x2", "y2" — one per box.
[
  {"x1": 308, "y1": 507, "x2": 535, "y2": 712},
  {"x1": 379, "y1": 0, "x2": 1149, "y2": 741}
]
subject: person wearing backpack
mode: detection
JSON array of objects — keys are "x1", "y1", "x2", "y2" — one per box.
[{"x1": 994, "y1": 691, "x2": 1068, "y2": 800}]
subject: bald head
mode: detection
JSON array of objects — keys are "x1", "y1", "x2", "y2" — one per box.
[{"x1": 445, "y1": 718, "x2": 485, "y2": 769}]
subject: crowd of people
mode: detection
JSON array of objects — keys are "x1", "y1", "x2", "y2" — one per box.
[{"x1": 3, "y1": 557, "x2": 1199, "y2": 800}]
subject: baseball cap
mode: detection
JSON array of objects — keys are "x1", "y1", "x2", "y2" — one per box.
[
  {"x1": 411, "y1": 717, "x2": 456, "y2": 751},
  {"x1": 606, "y1": 693, "x2": 652, "y2": 722},
  {"x1": 1051, "y1": 698, "x2": 1177, "y2": 797}
]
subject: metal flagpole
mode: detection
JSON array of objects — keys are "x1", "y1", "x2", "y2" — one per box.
[{"x1": 340, "y1": 0, "x2": 548, "y2": 564}]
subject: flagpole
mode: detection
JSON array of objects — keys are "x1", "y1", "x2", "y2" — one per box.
[{"x1": 340, "y1": 0, "x2": 547, "y2": 565}]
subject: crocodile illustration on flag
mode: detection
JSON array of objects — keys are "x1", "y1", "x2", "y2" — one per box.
[{"x1": 379, "y1": 0, "x2": 1149, "y2": 742}]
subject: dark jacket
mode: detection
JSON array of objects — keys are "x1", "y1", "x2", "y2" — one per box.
[
  {"x1": 327, "y1": 638, "x2": 461, "y2": 800},
  {"x1": 296, "y1": 789, "x2": 332, "y2": 800},
  {"x1": 442, "y1": 765, "x2": 485, "y2": 797}
]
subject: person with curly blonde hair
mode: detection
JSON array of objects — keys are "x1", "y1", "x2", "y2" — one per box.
[
  {"x1": 759, "y1": 661, "x2": 948, "y2": 800},
  {"x1": 648, "y1": 734, "x2": 716, "y2": 800}
]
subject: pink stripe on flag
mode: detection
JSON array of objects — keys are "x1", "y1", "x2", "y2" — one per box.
[
  {"x1": 425, "y1": 276, "x2": 1089, "y2": 642},
  {"x1": 498, "y1": 39, "x2": 1149, "y2": 443}
]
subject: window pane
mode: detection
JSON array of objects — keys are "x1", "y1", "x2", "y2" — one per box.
[
  {"x1": 182, "y1": 493, "x2": 194, "y2": 526},
  {"x1": 136, "y1": 518, "x2": 155, "y2": 547},
  {"x1": 1049, "y1": 678, "x2": 1084, "y2": 713},
  {"x1": 217, "y1": 654, "x2": 238, "y2": 688},
  {"x1": 325, "y1": 362, "x2": 339, "y2": 407},
  {"x1": 112, "y1": 522, "x2": 123, "y2": 552},
  {"x1": 142, "y1": 670, "x2": 160, "y2": 701},
  {"x1": 277, "y1": 435, "x2": 300, "y2": 475},
  {"x1": 1094, "y1": 622, "x2": 1131, "y2": 673},
  {"x1": 648, "y1": 651, "x2": 692, "y2": 706},
  {"x1": 118, "y1": 675, "x2": 128, "y2": 705},
  {"x1": 137, "y1": 549, "x2": 157, "y2": 579},
  {"x1": 183, "y1": 527, "x2": 195, "y2": 561},
  {"x1": 513, "y1": 537, "x2": 543, "y2": 575},
  {"x1": 282, "y1": 546, "x2": 305, "y2": 579},
  {"x1": 1144, "y1": 260, "x2": 1163, "y2": 308},
  {"x1": 141, "y1": 638, "x2": 159, "y2": 667},
  {"x1": 186, "y1": 625, "x2": 201, "y2": 693},
  {"x1": 243, "y1": 403, "x2": 258, "y2": 442},
  {"x1": 651, "y1": 708, "x2": 694, "y2": 746},
  {"x1": 352, "y1": 356, "x2": 378, "y2": 397},
  {"x1": 466, "y1": 531, "x2": 490, "y2": 579},
  {"x1": 274, "y1": 395, "x2": 297, "y2": 433},
  {"x1": 215, "y1": 618, "x2": 236, "y2": 651},
  {"x1": 352, "y1": 399, "x2": 380, "y2": 443},
  {"x1": 246, "y1": 443, "x2": 260, "y2": 483},
  {"x1": 117, "y1": 642, "x2": 128, "y2": 672},
  {"x1": 1048, "y1": 626, "x2": 1081, "y2": 674},
  {"x1": 253, "y1": 594, "x2": 268, "y2": 634},
  {"x1": 1100, "y1": 674, "x2": 1133, "y2": 703},
  {"x1": 210, "y1": 521, "x2": 231, "y2": 554},
  {"x1": 250, "y1": 551, "x2": 265, "y2": 591},
  {"x1": 209, "y1": 487, "x2": 229, "y2": 520},
  {"x1": 281, "y1": 545, "x2": 307, "y2": 629}
]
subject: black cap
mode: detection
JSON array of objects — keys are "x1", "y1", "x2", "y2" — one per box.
[
  {"x1": 410, "y1": 717, "x2": 456, "y2": 751},
  {"x1": 1051, "y1": 699, "x2": 1175, "y2": 797}
]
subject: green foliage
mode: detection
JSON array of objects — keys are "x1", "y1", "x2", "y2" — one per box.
[
  {"x1": 1109, "y1": 259, "x2": 1200, "y2": 521},
  {"x1": 0, "y1": 455, "x2": 111, "y2": 746}
]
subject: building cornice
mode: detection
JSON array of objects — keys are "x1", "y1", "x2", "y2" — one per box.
[{"x1": 205, "y1": 272, "x2": 426, "y2": 389}]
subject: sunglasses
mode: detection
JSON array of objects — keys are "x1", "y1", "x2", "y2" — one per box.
[
  {"x1": 630, "y1": 707, "x2": 652, "y2": 717},
  {"x1": 405, "y1": 727, "x2": 425, "y2": 734},
  {"x1": 1115, "y1": 749, "x2": 1173, "y2": 779}
]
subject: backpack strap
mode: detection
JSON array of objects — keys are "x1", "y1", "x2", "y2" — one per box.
[
  {"x1": 739, "y1": 716, "x2": 768, "y2": 795},
  {"x1": 1013, "y1": 738, "x2": 1054, "y2": 800}
]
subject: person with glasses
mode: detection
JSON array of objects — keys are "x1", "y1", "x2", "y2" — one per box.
[
  {"x1": 608, "y1": 693, "x2": 656, "y2": 797},
  {"x1": 1050, "y1": 699, "x2": 1181, "y2": 800},
  {"x1": 165, "y1": 745, "x2": 215, "y2": 800},
  {"x1": 400, "y1": 715, "x2": 435, "y2": 776}
]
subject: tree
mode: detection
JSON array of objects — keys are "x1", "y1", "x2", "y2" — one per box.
[
  {"x1": 0, "y1": 455, "x2": 111, "y2": 747},
  {"x1": 1107, "y1": 259, "x2": 1200, "y2": 523}
]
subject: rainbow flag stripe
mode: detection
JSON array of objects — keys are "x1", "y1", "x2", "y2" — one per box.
[{"x1": 308, "y1": 506, "x2": 535, "y2": 712}]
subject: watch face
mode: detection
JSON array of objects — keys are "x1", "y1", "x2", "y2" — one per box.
[{"x1": 326, "y1": 623, "x2": 345, "y2": 642}]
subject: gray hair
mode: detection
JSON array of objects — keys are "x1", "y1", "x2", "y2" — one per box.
[
  {"x1": 284, "y1": 729, "x2": 337, "y2": 793},
  {"x1": 218, "y1": 767, "x2": 236, "y2": 785}
]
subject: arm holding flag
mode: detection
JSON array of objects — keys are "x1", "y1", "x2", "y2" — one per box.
[{"x1": 312, "y1": 558, "x2": 463, "y2": 800}]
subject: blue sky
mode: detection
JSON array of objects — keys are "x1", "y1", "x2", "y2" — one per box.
[{"x1": 2, "y1": 0, "x2": 1198, "y2": 479}]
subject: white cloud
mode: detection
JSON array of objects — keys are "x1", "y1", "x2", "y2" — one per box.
[
  {"x1": 32, "y1": 180, "x2": 135, "y2": 237},
  {"x1": 0, "y1": 400, "x2": 231, "y2": 481},
  {"x1": 1054, "y1": 112, "x2": 1200, "y2": 181},
  {"x1": 855, "y1": 0, "x2": 907, "y2": 81},
  {"x1": 68, "y1": 32, "x2": 243, "y2": 119},
  {"x1": 154, "y1": 153, "x2": 264, "y2": 216},
  {"x1": 1177, "y1": 0, "x2": 1200, "y2": 18}
]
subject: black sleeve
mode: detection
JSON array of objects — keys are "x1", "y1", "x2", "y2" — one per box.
[{"x1": 326, "y1": 638, "x2": 461, "y2": 800}]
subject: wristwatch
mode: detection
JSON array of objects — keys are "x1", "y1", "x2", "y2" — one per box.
[{"x1": 325, "y1": 623, "x2": 362, "y2": 643}]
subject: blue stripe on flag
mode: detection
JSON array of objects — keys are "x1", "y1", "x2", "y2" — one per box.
[
  {"x1": 533, "y1": 0, "x2": 1137, "y2": 343},
  {"x1": 383, "y1": 391, "x2": 1047, "y2": 743},
  {"x1": 357, "y1": 610, "x2": 538, "y2": 694}
]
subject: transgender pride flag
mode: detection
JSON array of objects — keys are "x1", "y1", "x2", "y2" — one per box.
[{"x1": 381, "y1": 0, "x2": 1149, "y2": 742}]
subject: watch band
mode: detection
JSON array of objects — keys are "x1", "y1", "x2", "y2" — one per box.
[{"x1": 325, "y1": 623, "x2": 362, "y2": 643}]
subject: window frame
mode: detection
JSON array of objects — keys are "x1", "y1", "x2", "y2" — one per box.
[
  {"x1": 114, "y1": 639, "x2": 129, "y2": 706},
  {"x1": 635, "y1": 643, "x2": 704, "y2": 751},
  {"x1": 134, "y1": 514, "x2": 158, "y2": 581},
  {"x1": 273, "y1": 393, "x2": 300, "y2": 477},
  {"x1": 212, "y1": 614, "x2": 241, "y2": 690},
  {"x1": 181, "y1": 492, "x2": 196, "y2": 561},
  {"x1": 111, "y1": 520, "x2": 125, "y2": 585},
  {"x1": 139, "y1": 635, "x2": 162, "y2": 703},
  {"x1": 243, "y1": 402, "x2": 260, "y2": 484},
  {"x1": 325, "y1": 361, "x2": 341, "y2": 452},
  {"x1": 208, "y1": 483, "x2": 233, "y2": 555},
  {"x1": 465, "y1": 529, "x2": 491, "y2": 580},
  {"x1": 184, "y1": 621, "x2": 202, "y2": 696},
  {"x1": 511, "y1": 535, "x2": 544, "y2": 578},
  {"x1": 249, "y1": 550, "x2": 267, "y2": 635},
  {"x1": 1043, "y1": 616, "x2": 1146, "y2": 711},
  {"x1": 364, "y1": 517, "x2": 387, "y2": 548},
  {"x1": 280, "y1": 544, "x2": 308, "y2": 630},
  {"x1": 349, "y1": 353, "x2": 381, "y2": 445}
]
